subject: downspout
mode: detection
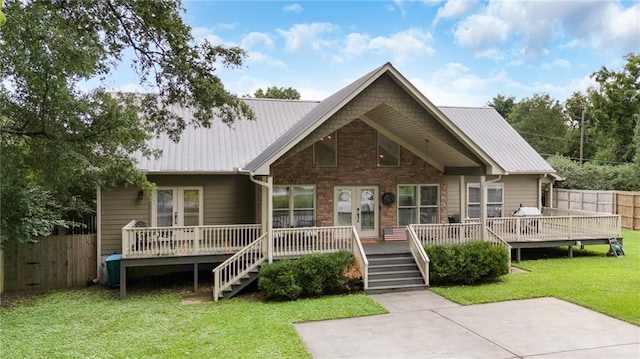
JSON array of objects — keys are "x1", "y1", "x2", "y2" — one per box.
[{"x1": 248, "y1": 174, "x2": 273, "y2": 263}]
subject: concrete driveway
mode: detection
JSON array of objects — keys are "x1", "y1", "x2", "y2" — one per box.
[{"x1": 295, "y1": 291, "x2": 640, "y2": 358}]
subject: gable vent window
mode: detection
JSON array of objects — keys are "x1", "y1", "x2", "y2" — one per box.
[
  {"x1": 313, "y1": 132, "x2": 337, "y2": 167},
  {"x1": 378, "y1": 133, "x2": 399, "y2": 167}
]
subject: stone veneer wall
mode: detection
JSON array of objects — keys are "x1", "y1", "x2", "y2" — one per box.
[{"x1": 271, "y1": 119, "x2": 446, "y2": 237}]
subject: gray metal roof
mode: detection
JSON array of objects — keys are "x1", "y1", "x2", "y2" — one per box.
[
  {"x1": 136, "y1": 63, "x2": 555, "y2": 176},
  {"x1": 438, "y1": 106, "x2": 556, "y2": 174},
  {"x1": 135, "y1": 98, "x2": 318, "y2": 173}
]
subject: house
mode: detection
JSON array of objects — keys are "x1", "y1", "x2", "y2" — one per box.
[{"x1": 97, "y1": 63, "x2": 620, "y2": 299}]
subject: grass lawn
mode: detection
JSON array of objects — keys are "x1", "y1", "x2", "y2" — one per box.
[
  {"x1": 0, "y1": 290, "x2": 387, "y2": 358},
  {"x1": 431, "y1": 229, "x2": 640, "y2": 325}
]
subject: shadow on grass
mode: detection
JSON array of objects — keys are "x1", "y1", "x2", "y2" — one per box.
[{"x1": 513, "y1": 246, "x2": 608, "y2": 260}]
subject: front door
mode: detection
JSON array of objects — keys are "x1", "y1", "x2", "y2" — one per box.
[
  {"x1": 152, "y1": 187, "x2": 203, "y2": 227},
  {"x1": 335, "y1": 186, "x2": 378, "y2": 237}
]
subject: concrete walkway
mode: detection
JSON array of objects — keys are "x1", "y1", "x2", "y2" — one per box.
[{"x1": 295, "y1": 291, "x2": 640, "y2": 358}]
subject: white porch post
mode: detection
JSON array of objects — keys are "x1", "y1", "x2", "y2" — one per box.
[
  {"x1": 266, "y1": 176, "x2": 274, "y2": 263},
  {"x1": 480, "y1": 175, "x2": 487, "y2": 240},
  {"x1": 538, "y1": 176, "x2": 543, "y2": 209},
  {"x1": 459, "y1": 175, "x2": 466, "y2": 220}
]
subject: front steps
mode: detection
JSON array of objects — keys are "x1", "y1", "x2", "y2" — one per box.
[
  {"x1": 215, "y1": 270, "x2": 260, "y2": 300},
  {"x1": 365, "y1": 252, "x2": 427, "y2": 294}
]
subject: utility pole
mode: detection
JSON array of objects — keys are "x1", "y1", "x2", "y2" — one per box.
[{"x1": 579, "y1": 108, "x2": 585, "y2": 166}]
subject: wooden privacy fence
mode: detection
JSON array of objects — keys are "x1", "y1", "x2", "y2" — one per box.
[
  {"x1": 2, "y1": 234, "x2": 97, "y2": 293},
  {"x1": 553, "y1": 189, "x2": 640, "y2": 230}
]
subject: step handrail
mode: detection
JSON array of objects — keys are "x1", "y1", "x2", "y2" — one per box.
[
  {"x1": 406, "y1": 225, "x2": 430, "y2": 286},
  {"x1": 213, "y1": 233, "x2": 267, "y2": 302},
  {"x1": 350, "y1": 226, "x2": 369, "y2": 290}
]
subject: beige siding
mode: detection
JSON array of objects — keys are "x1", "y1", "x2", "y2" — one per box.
[
  {"x1": 100, "y1": 187, "x2": 150, "y2": 255},
  {"x1": 446, "y1": 176, "x2": 461, "y2": 216},
  {"x1": 445, "y1": 175, "x2": 540, "y2": 218},
  {"x1": 100, "y1": 175, "x2": 256, "y2": 255}
]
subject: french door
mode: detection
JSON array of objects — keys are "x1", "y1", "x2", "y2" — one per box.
[
  {"x1": 334, "y1": 186, "x2": 378, "y2": 237},
  {"x1": 152, "y1": 187, "x2": 203, "y2": 227}
]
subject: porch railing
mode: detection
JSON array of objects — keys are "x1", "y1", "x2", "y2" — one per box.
[
  {"x1": 409, "y1": 223, "x2": 483, "y2": 246},
  {"x1": 350, "y1": 227, "x2": 369, "y2": 290},
  {"x1": 484, "y1": 215, "x2": 621, "y2": 242},
  {"x1": 121, "y1": 221, "x2": 261, "y2": 258},
  {"x1": 213, "y1": 234, "x2": 267, "y2": 302},
  {"x1": 406, "y1": 226, "x2": 430, "y2": 286},
  {"x1": 273, "y1": 226, "x2": 353, "y2": 258}
]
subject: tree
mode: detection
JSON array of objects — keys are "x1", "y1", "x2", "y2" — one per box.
[
  {"x1": 588, "y1": 53, "x2": 640, "y2": 163},
  {"x1": 254, "y1": 86, "x2": 301, "y2": 100},
  {"x1": 0, "y1": 0, "x2": 252, "y2": 244},
  {"x1": 507, "y1": 93, "x2": 567, "y2": 157},
  {"x1": 488, "y1": 94, "x2": 516, "y2": 119}
]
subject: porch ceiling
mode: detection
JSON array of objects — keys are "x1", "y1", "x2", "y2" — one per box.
[{"x1": 361, "y1": 103, "x2": 482, "y2": 169}]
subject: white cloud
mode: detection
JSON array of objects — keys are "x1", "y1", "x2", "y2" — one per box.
[
  {"x1": 454, "y1": 14, "x2": 508, "y2": 57},
  {"x1": 541, "y1": 58, "x2": 571, "y2": 70},
  {"x1": 410, "y1": 63, "x2": 523, "y2": 106},
  {"x1": 216, "y1": 22, "x2": 237, "y2": 31},
  {"x1": 276, "y1": 23, "x2": 339, "y2": 52},
  {"x1": 241, "y1": 32, "x2": 275, "y2": 49},
  {"x1": 283, "y1": 3, "x2": 303, "y2": 13},
  {"x1": 432, "y1": 0, "x2": 476, "y2": 25},
  {"x1": 246, "y1": 52, "x2": 286, "y2": 68},
  {"x1": 340, "y1": 28, "x2": 435, "y2": 64},
  {"x1": 451, "y1": 1, "x2": 640, "y2": 61},
  {"x1": 191, "y1": 27, "x2": 225, "y2": 46}
]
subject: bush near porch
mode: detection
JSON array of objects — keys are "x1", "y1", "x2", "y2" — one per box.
[
  {"x1": 425, "y1": 241, "x2": 510, "y2": 285},
  {"x1": 258, "y1": 251, "x2": 359, "y2": 301}
]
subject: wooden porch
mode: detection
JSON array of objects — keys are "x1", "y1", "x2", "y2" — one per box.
[{"x1": 118, "y1": 210, "x2": 622, "y2": 299}]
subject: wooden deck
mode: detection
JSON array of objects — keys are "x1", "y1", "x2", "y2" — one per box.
[{"x1": 118, "y1": 211, "x2": 622, "y2": 298}]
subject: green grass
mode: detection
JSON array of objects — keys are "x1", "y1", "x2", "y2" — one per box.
[
  {"x1": 0, "y1": 290, "x2": 386, "y2": 359},
  {"x1": 431, "y1": 229, "x2": 640, "y2": 325}
]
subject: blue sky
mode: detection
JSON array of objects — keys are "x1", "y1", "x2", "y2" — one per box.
[{"x1": 114, "y1": 0, "x2": 640, "y2": 106}]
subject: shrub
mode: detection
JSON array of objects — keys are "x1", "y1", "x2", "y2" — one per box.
[
  {"x1": 258, "y1": 250, "x2": 357, "y2": 301},
  {"x1": 425, "y1": 241, "x2": 509, "y2": 285}
]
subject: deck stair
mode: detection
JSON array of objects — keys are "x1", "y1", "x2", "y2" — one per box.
[
  {"x1": 365, "y1": 251, "x2": 426, "y2": 294},
  {"x1": 215, "y1": 268, "x2": 260, "y2": 300}
]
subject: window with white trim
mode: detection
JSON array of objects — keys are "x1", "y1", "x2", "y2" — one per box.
[
  {"x1": 313, "y1": 132, "x2": 337, "y2": 167},
  {"x1": 397, "y1": 185, "x2": 439, "y2": 225},
  {"x1": 467, "y1": 183, "x2": 503, "y2": 218},
  {"x1": 272, "y1": 185, "x2": 315, "y2": 227},
  {"x1": 378, "y1": 132, "x2": 399, "y2": 167}
]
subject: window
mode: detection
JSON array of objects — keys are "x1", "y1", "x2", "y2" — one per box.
[
  {"x1": 272, "y1": 185, "x2": 315, "y2": 227},
  {"x1": 397, "y1": 185, "x2": 439, "y2": 225},
  {"x1": 313, "y1": 132, "x2": 337, "y2": 167},
  {"x1": 378, "y1": 132, "x2": 399, "y2": 167},
  {"x1": 467, "y1": 183, "x2": 503, "y2": 218}
]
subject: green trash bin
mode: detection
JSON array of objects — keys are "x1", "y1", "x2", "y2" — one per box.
[{"x1": 105, "y1": 254, "x2": 122, "y2": 288}]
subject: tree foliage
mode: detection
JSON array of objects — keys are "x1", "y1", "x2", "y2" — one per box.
[
  {"x1": 254, "y1": 86, "x2": 301, "y2": 100},
  {"x1": 547, "y1": 156, "x2": 640, "y2": 191},
  {"x1": 488, "y1": 94, "x2": 516, "y2": 119},
  {"x1": 588, "y1": 53, "x2": 640, "y2": 163},
  {"x1": 507, "y1": 93, "x2": 567, "y2": 157},
  {"x1": 0, "y1": 0, "x2": 252, "y2": 244}
]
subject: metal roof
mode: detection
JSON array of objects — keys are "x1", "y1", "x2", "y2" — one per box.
[
  {"x1": 438, "y1": 106, "x2": 556, "y2": 174},
  {"x1": 135, "y1": 98, "x2": 318, "y2": 173},
  {"x1": 135, "y1": 63, "x2": 555, "y2": 176}
]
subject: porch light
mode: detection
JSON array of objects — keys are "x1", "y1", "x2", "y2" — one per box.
[{"x1": 137, "y1": 190, "x2": 144, "y2": 200}]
